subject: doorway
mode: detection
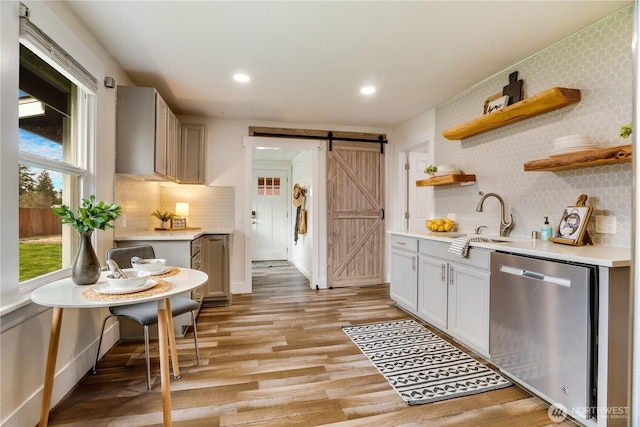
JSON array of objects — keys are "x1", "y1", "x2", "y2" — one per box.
[
  {"x1": 243, "y1": 136, "x2": 325, "y2": 293},
  {"x1": 251, "y1": 167, "x2": 289, "y2": 261}
]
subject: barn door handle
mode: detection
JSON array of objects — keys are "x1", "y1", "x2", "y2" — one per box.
[{"x1": 381, "y1": 209, "x2": 385, "y2": 220}]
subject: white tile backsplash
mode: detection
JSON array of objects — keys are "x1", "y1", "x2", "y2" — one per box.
[
  {"x1": 114, "y1": 175, "x2": 234, "y2": 231},
  {"x1": 433, "y1": 6, "x2": 632, "y2": 247}
]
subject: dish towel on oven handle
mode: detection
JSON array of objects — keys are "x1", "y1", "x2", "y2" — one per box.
[{"x1": 448, "y1": 236, "x2": 492, "y2": 257}]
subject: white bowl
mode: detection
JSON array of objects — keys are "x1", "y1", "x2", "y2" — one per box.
[
  {"x1": 106, "y1": 269, "x2": 151, "y2": 289},
  {"x1": 131, "y1": 258, "x2": 166, "y2": 272}
]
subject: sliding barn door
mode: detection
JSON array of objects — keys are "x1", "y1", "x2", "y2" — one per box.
[{"x1": 327, "y1": 141, "x2": 385, "y2": 288}]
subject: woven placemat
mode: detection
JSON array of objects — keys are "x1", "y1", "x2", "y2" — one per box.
[
  {"x1": 81, "y1": 279, "x2": 172, "y2": 302},
  {"x1": 151, "y1": 267, "x2": 180, "y2": 279}
]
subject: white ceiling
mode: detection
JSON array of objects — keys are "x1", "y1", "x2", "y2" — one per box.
[{"x1": 66, "y1": 1, "x2": 630, "y2": 129}]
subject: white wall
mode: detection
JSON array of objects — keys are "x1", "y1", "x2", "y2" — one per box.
[
  {"x1": 0, "y1": 2, "x2": 132, "y2": 426},
  {"x1": 204, "y1": 117, "x2": 388, "y2": 292},
  {"x1": 433, "y1": 6, "x2": 632, "y2": 246},
  {"x1": 290, "y1": 151, "x2": 313, "y2": 278}
]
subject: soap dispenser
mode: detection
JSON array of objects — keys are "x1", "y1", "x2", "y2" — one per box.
[{"x1": 541, "y1": 217, "x2": 552, "y2": 241}]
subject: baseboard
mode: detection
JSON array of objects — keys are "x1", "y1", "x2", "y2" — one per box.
[{"x1": 1, "y1": 322, "x2": 119, "y2": 427}]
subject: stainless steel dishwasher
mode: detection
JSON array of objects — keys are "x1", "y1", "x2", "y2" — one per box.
[{"x1": 490, "y1": 251, "x2": 597, "y2": 418}]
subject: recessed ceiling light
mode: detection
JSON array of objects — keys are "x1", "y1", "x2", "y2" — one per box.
[
  {"x1": 233, "y1": 73, "x2": 251, "y2": 83},
  {"x1": 360, "y1": 86, "x2": 376, "y2": 95}
]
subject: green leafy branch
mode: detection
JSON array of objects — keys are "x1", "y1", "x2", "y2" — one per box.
[
  {"x1": 151, "y1": 210, "x2": 176, "y2": 222},
  {"x1": 620, "y1": 122, "x2": 632, "y2": 139},
  {"x1": 52, "y1": 195, "x2": 122, "y2": 233}
]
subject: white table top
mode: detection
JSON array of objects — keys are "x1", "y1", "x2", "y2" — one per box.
[{"x1": 31, "y1": 268, "x2": 208, "y2": 309}]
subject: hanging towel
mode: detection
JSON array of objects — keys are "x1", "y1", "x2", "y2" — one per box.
[{"x1": 448, "y1": 236, "x2": 491, "y2": 257}]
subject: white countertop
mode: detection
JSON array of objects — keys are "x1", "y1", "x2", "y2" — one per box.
[
  {"x1": 115, "y1": 228, "x2": 234, "y2": 241},
  {"x1": 389, "y1": 229, "x2": 630, "y2": 268}
]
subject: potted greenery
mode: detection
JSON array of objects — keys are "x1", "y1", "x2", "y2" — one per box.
[
  {"x1": 52, "y1": 195, "x2": 122, "y2": 285},
  {"x1": 424, "y1": 165, "x2": 438, "y2": 177},
  {"x1": 151, "y1": 210, "x2": 175, "y2": 229},
  {"x1": 620, "y1": 122, "x2": 632, "y2": 139}
]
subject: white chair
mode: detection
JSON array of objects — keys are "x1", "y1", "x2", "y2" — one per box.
[{"x1": 93, "y1": 245, "x2": 200, "y2": 391}]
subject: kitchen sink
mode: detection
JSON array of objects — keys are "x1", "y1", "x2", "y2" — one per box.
[{"x1": 432, "y1": 233, "x2": 528, "y2": 243}]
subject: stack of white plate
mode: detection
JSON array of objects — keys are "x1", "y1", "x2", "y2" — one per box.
[
  {"x1": 433, "y1": 165, "x2": 462, "y2": 176},
  {"x1": 548, "y1": 135, "x2": 599, "y2": 157}
]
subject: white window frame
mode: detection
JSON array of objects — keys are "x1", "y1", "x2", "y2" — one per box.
[{"x1": 0, "y1": 2, "x2": 99, "y2": 316}]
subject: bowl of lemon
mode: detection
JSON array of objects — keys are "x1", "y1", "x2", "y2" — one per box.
[{"x1": 426, "y1": 218, "x2": 455, "y2": 232}]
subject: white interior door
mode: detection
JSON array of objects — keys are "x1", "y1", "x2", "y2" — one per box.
[
  {"x1": 252, "y1": 169, "x2": 289, "y2": 261},
  {"x1": 408, "y1": 151, "x2": 433, "y2": 230}
]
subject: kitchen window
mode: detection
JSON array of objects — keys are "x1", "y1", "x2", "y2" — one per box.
[{"x1": 17, "y1": 10, "x2": 97, "y2": 289}]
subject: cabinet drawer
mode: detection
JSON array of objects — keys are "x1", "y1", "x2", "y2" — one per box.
[
  {"x1": 191, "y1": 250, "x2": 202, "y2": 270},
  {"x1": 419, "y1": 238, "x2": 491, "y2": 270},
  {"x1": 390, "y1": 234, "x2": 418, "y2": 252},
  {"x1": 191, "y1": 238, "x2": 202, "y2": 256}
]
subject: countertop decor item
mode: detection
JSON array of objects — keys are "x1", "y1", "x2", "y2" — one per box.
[
  {"x1": 549, "y1": 194, "x2": 594, "y2": 246},
  {"x1": 151, "y1": 210, "x2": 175, "y2": 229},
  {"x1": 52, "y1": 195, "x2": 122, "y2": 285}
]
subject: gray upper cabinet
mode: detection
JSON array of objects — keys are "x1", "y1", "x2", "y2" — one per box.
[
  {"x1": 177, "y1": 124, "x2": 205, "y2": 184},
  {"x1": 116, "y1": 86, "x2": 205, "y2": 184}
]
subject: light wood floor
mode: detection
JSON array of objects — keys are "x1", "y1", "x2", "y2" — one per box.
[{"x1": 45, "y1": 266, "x2": 578, "y2": 426}]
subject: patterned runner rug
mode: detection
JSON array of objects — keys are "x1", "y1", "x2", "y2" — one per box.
[
  {"x1": 252, "y1": 260, "x2": 291, "y2": 268},
  {"x1": 343, "y1": 319, "x2": 512, "y2": 405}
]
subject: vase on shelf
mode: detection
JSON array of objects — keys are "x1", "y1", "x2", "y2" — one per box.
[
  {"x1": 161, "y1": 221, "x2": 168, "y2": 229},
  {"x1": 71, "y1": 230, "x2": 101, "y2": 285}
]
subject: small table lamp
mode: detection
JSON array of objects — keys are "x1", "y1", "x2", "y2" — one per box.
[{"x1": 173, "y1": 202, "x2": 190, "y2": 228}]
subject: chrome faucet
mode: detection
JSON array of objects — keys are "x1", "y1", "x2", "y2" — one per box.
[{"x1": 475, "y1": 193, "x2": 513, "y2": 237}]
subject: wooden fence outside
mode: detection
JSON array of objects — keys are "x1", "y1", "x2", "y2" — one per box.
[{"x1": 19, "y1": 208, "x2": 62, "y2": 238}]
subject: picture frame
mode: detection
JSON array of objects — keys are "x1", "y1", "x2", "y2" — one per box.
[
  {"x1": 171, "y1": 217, "x2": 187, "y2": 229},
  {"x1": 485, "y1": 95, "x2": 510, "y2": 114},
  {"x1": 549, "y1": 204, "x2": 593, "y2": 246}
]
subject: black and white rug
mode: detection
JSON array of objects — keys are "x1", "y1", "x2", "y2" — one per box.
[
  {"x1": 343, "y1": 319, "x2": 511, "y2": 405},
  {"x1": 251, "y1": 260, "x2": 291, "y2": 268}
]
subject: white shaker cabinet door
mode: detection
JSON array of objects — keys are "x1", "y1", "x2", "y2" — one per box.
[
  {"x1": 447, "y1": 261, "x2": 490, "y2": 355},
  {"x1": 390, "y1": 247, "x2": 418, "y2": 313},
  {"x1": 417, "y1": 255, "x2": 448, "y2": 331}
]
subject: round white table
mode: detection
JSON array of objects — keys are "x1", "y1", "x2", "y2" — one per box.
[{"x1": 31, "y1": 268, "x2": 208, "y2": 427}]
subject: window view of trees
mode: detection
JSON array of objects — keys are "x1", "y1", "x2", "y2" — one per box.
[
  {"x1": 19, "y1": 165, "x2": 62, "y2": 208},
  {"x1": 18, "y1": 44, "x2": 82, "y2": 283}
]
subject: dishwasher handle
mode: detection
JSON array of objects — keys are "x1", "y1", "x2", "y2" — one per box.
[{"x1": 499, "y1": 264, "x2": 571, "y2": 287}]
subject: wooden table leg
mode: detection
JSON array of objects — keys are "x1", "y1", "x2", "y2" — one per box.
[
  {"x1": 165, "y1": 298, "x2": 181, "y2": 379},
  {"x1": 39, "y1": 307, "x2": 64, "y2": 427},
  {"x1": 157, "y1": 299, "x2": 172, "y2": 426}
]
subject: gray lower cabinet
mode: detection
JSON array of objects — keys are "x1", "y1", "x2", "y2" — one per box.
[
  {"x1": 389, "y1": 235, "x2": 419, "y2": 314},
  {"x1": 192, "y1": 234, "x2": 231, "y2": 305},
  {"x1": 388, "y1": 233, "x2": 491, "y2": 357},
  {"x1": 114, "y1": 233, "x2": 231, "y2": 338},
  {"x1": 418, "y1": 239, "x2": 491, "y2": 357}
]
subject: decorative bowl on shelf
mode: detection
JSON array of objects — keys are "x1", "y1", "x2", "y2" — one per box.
[{"x1": 426, "y1": 218, "x2": 455, "y2": 232}]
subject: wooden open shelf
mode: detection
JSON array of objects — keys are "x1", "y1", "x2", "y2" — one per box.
[
  {"x1": 523, "y1": 144, "x2": 631, "y2": 172},
  {"x1": 442, "y1": 87, "x2": 581, "y2": 140},
  {"x1": 416, "y1": 174, "x2": 476, "y2": 187}
]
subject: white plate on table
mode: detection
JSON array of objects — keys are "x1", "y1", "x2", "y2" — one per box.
[
  {"x1": 94, "y1": 279, "x2": 158, "y2": 295},
  {"x1": 149, "y1": 266, "x2": 172, "y2": 275}
]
